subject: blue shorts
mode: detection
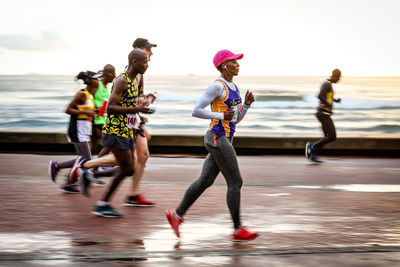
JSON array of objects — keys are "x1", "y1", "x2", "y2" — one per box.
[{"x1": 101, "y1": 133, "x2": 134, "y2": 151}]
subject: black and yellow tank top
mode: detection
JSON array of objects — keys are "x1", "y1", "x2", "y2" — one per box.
[
  {"x1": 77, "y1": 88, "x2": 95, "y2": 120},
  {"x1": 102, "y1": 73, "x2": 139, "y2": 138},
  {"x1": 317, "y1": 80, "x2": 334, "y2": 115},
  {"x1": 137, "y1": 73, "x2": 144, "y2": 97}
]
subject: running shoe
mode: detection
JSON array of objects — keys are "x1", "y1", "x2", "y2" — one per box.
[
  {"x1": 96, "y1": 166, "x2": 112, "y2": 172},
  {"x1": 48, "y1": 160, "x2": 60, "y2": 182},
  {"x1": 166, "y1": 209, "x2": 184, "y2": 238},
  {"x1": 123, "y1": 194, "x2": 155, "y2": 207},
  {"x1": 59, "y1": 183, "x2": 80, "y2": 194},
  {"x1": 82, "y1": 169, "x2": 104, "y2": 184},
  {"x1": 305, "y1": 142, "x2": 313, "y2": 159},
  {"x1": 310, "y1": 155, "x2": 324, "y2": 164},
  {"x1": 232, "y1": 226, "x2": 259, "y2": 242},
  {"x1": 92, "y1": 204, "x2": 123, "y2": 218},
  {"x1": 68, "y1": 156, "x2": 83, "y2": 184}
]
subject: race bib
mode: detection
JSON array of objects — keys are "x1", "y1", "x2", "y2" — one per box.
[{"x1": 127, "y1": 114, "x2": 141, "y2": 129}]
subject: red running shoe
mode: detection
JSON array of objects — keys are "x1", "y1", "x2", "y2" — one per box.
[
  {"x1": 68, "y1": 166, "x2": 81, "y2": 185},
  {"x1": 68, "y1": 156, "x2": 83, "y2": 184},
  {"x1": 232, "y1": 226, "x2": 259, "y2": 242},
  {"x1": 123, "y1": 194, "x2": 155, "y2": 207},
  {"x1": 166, "y1": 209, "x2": 184, "y2": 238}
]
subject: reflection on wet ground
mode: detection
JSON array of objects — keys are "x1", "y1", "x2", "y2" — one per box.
[
  {"x1": 1, "y1": 186, "x2": 400, "y2": 256},
  {"x1": 0, "y1": 231, "x2": 71, "y2": 253},
  {"x1": 3, "y1": 252, "x2": 400, "y2": 267},
  {"x1": 287, "y1": 184, "x2": 400, "y2": 192},
  {"x1": 1, "y1": 155, "x2": 400, "y2": 265},
  {"x1": 144, "y1": 214, "x2": 232, "y2": 252}
]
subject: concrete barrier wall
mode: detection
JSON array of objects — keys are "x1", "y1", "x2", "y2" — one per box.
[{"x1": 0, "y1": 132, "x2": 399, "y2": 156}]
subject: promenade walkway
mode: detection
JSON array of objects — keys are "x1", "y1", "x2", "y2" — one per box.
[{"x1": 0, "y1": 153, "x2": 399, "y2": 266}]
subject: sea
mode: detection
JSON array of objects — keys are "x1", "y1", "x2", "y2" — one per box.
[{"x1": 0, "y1": 75, "x2": 399, "y2": 137}]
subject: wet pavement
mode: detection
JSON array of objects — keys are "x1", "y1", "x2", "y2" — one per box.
[{"x1": 0, "y1": 153, "x2": 400, "y2": 266}]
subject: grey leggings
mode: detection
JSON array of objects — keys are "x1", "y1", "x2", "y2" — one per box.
[
  {"x1": 177, "y1": 131, "x2": 243, "y2": 229},
  {"x1": 57, "y1": 141, "x2": 92, "y2": 169}
]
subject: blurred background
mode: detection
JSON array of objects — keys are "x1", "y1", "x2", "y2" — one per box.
[{"x1": 0, "y1": 0, "x2": 399, "y2": 137}]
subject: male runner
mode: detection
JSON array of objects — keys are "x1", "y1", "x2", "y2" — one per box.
[
  {"x1": 91, "y1": 49, "x2": 154, "y2": 217},
  {"x1": 306, "y1": 69, "x2": 342, "y2": 163},
  {"x1": 124, "y1": 37, "x2": 157, "y2": 207},
  {"x1": 75, "y1": 38, "x2": 157, "y2": 204},
  {"x1": 91, "y1": 64, "x2": 116, "y2": 156}
]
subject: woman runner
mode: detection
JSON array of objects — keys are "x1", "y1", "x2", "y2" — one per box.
[
  {"x1": 48, "y1": 71, "x2": 102, "y2": 193},
  {"x1": 166, "y1": 50, "x2": 259, "y2": 241}
]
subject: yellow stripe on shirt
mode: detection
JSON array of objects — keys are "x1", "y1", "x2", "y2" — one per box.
[{"x1": 208, "y1": 80, "x2": 230, "y2": 135}]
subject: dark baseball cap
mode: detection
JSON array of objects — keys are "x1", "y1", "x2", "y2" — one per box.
[{"x1": 132, "y1": 38, "x2": 157, "y2": 49}]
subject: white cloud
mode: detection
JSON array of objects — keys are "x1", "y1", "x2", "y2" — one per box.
[
  {"x1": 0, "y1": 0, "x2": 399, "y2": 75},
  {"x1": 0, "y1": 31, "x2": 75, "y2": 51}
]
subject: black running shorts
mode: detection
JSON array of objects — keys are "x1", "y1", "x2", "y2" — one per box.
[{"x1": 101, "y1": 133, "x2": 134, "y2": 151}]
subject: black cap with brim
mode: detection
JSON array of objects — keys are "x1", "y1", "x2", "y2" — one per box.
[{"x1": 133, "y1": 38, "x2": 157, "y2": 49}]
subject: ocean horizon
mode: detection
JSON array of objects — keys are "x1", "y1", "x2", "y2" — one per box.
[{"x1": 0, "y1": 74, "x2": 399, "y2": 137}]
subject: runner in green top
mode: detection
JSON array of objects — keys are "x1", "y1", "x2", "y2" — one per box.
[{"x1": 91, "y1": 64, "x2": 116, "y2": 155}]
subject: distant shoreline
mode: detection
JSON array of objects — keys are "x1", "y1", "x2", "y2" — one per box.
[{"x1": 1, "y1": 75, "x2": 399, "y2": 137}]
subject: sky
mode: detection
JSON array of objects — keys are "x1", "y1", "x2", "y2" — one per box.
[{"x1": 0, "y1": 0, "x2": 399, "y2": 76}]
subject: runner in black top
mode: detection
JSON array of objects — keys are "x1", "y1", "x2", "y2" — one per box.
[{"x1": 306, "y1": 69, "x2": 342, "y2": 163}]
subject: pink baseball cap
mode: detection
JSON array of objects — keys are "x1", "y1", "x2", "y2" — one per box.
[{"x1": 213, "y1": 50, "x2": 244, "y2": 68}]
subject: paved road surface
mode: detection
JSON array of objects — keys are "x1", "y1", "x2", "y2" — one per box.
[{"x1": 0, "y1": 153, "x2": 399, "y2": 266}]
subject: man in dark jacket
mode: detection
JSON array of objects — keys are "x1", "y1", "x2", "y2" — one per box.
[{"x1": 306, "y1": 69, "x2": 342, "y2": 163}]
